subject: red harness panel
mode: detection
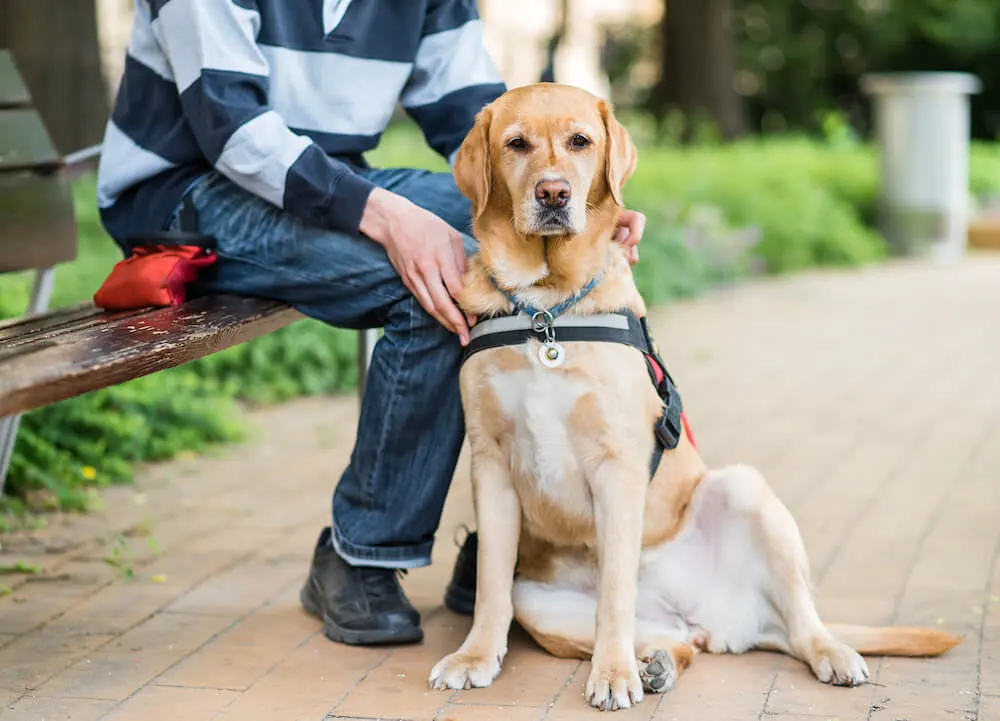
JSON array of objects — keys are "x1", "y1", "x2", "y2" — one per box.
[{"x1": 644, "y1": 351, "x2": 696, "y2": 450}]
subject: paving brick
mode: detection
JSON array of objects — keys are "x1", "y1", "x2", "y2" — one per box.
[
  {"x1": 982, "y1": 694, "x2": 1000, "y2": 721},
  {"x1": 44, "y1": 551, "x2": 246, "y2": 636},
  {"x1": 100, "y1": 685, "x2": 239, "y2": 721},
  {"x1": 0, "y1": 695, "x2": 117, "y2": 721},
  {"x1": 332, "y1": 613, "x2": 470, "y2": 721},
  {"x1": 0, "y1": 690, "x2": 22, "y2": 710},
  {"x1": 0, "y1": 594, "x2": 84, "y2": 635},
  {"x1": 106, "y1": 611, "x2": 236, "y2": 654},
  {"x1": 214, "y1": 635, "x2": 387, "y2": 721},
  {"x1": 0, "y1": 632, "x2": 114, "y2": 691},
  {"x1": 818, "y1": 414, "x2": 989, "y2": 601},
  {"x1": 450, "y1": 627, "x2": 578, "y2": 708},
  {"x1": 154, "y1": 606, "x2": 317, "y2": 690},
  {"x1": 983, "y1": 627, "x2": 1000, "y2": 697},
  {"x1": 653, "y1": 652, "x2": 789, "y2": 721},
  {"x1": 163, "y1": 555, "x2": 305, "y2": 616},
  {"x1": 0, "y1": 561, "x2": 118, "y2": 634},
  {"x1": 764, "y1": 665, "x2": 874, "y2": 718},
  {"x1": 30, "y1": 650, "x2": 182, "y2": 701},
  {"x1": 435, "y1": 703, "x2": 546, "y2": 721},
  {"x1": 762, "y1": 715, "x2": 866, "y2": 721}
]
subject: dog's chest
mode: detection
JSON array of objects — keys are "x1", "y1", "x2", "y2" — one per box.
[{"x1": 490, "y1": 366, "x2": 593, "y2": 508}]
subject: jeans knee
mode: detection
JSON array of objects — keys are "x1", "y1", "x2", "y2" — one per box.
[
  {"x1": 387, "y1": 294, "x2": 462, "y2": 348},
  {"x1": 460, "y1": 232, "x2": 478, "y2": 258}
]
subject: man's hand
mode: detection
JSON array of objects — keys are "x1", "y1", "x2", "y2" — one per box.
[
  {"x1": 360, "y1": 188, "x2": 473, "y2": 345},
  {"x1": 614, "y1": 209, "x2": 647, "y2": 265}
]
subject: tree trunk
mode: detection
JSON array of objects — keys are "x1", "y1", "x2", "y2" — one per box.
[
  {"x1": 539, "y1": 0, "x2": 570, "y2": 82},
  {"x1": 649, "y1": 0, "x2": 743, "y2": 141},
  {"x1": 0, "y1": 0, "x2": 110, "y2": 154}
]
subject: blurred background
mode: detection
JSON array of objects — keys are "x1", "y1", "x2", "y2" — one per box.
[{"x1": 2, "y1": 0, "x2": 1000, "y2": 519}]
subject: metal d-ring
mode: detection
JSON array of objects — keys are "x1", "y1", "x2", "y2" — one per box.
[{"x1": 530, "y1": 310, "x2": 556, "y2": 344}]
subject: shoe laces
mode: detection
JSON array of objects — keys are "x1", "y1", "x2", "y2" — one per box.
[{"x1": 356, "y1": 565, "x2": 407, "y2": 599}]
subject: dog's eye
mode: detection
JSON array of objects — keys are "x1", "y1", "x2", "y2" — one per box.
[
  {"x1": 506, "y1": 136, "x2": 529, "y2": 151},
  {"x1": 570, "y1": 134, "x2": 591, "y2": 149}
]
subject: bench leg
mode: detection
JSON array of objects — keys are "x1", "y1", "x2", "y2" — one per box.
[
  {"x1": 0, "y1": 267, "x2": 56, "y2": 497},
  {"x1": 356, "y1": 327, "x2": 380, "y2": 404}
]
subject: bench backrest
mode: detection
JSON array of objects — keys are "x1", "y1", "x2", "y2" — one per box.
[{"x1": 0, "y1": 50, "x2": 78, "y2": 275}]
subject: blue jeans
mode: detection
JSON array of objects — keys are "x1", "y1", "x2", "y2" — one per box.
[{"x1": 167, "y1": 168, "x2": 474, "y2": 569}]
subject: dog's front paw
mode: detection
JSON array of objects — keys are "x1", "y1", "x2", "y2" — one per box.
[
  {"x1": 810, "y1": 641, "x2": 869, "y2": 687},
  {"x1": 429, "y1": 650, "x2": 503, "y2": 691},
  {"x1": 585, "y1": 658, "x2": 643, "y2": 711}
]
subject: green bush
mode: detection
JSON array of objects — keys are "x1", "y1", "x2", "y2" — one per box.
[
  {"x1": 5, "y1": 121, "x2": 1000, "y2": 517},
  {"x1": 629, "y1": 138, "x2": 886, "y2": 273}
]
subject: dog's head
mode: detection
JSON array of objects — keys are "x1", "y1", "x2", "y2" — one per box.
[{"x1": 454, "y1": 84, "x2": 637, "y2": 238}]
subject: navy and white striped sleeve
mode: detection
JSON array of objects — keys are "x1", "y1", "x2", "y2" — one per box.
[
  {"x1": 152, "y1": 0, "x2": 375, "y2": 234},
  {"x1": 400, "y1": 0, "x2": 507, "y2": 166}
]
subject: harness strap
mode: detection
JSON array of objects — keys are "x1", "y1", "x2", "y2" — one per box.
[
  {"x1": 465, "y1": 311, "x2": 647, "y2": 361},
  {"x1": 464, "y1": 310, "x2": 696, "y2": 478}
]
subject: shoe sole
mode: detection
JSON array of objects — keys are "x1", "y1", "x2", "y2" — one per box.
[
  {"x1": 444, "y1": 584, "x2": 475, "y2": 617},
  {"x1": 300, "y1": 584, "x2": 424, "y2": 646}
]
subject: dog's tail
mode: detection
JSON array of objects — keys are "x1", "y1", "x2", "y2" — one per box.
[{"x1": 826, "y1": 623, "x2": 963, "y2": 657}]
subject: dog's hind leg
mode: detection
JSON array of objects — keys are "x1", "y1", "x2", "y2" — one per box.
[
  {"x1": 513, "y1": 579, "x2": 696, "y2": 697},
  {"x1": 705, "y1": 464, "x2": 870, "y2": 686}
]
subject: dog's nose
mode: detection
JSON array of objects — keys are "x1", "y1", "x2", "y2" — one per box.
[{"x1": 535, "y1": 179, "x2": 571, "y2": 208}]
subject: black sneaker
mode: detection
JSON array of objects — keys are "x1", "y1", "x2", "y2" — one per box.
[
  {"x1": 444, "y1": 528, "x2": 477, "y2": 616},
  {"x1": 300, "y1": 527, "x2": 423, "y2": 645}
]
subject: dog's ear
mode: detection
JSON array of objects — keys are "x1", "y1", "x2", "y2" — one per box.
[
  {"x1": 453, "y1": 107, "x2": 493, "y2": 219},
  {"x1": 599, "y1": 100, "x2": 637, "y2": 207}
]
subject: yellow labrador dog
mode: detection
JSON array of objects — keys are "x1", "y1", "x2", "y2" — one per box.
[{"x1": 429, "y1": 83, "x2": 961, "y2": 712}]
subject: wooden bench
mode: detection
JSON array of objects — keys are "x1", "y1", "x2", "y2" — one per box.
[{"x1": 0, "y1": 50, "x2": 379, "y2": 494}]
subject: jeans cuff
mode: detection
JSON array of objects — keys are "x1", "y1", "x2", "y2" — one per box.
[{"x1": 331, "y1": 521, "x2": 433, "y2": 569}]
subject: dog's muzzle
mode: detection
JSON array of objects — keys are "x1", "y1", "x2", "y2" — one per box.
[
  {"x1": 531, "y1": 178, "x2": 573, "y2": 233},
  {"x1": 532, "y1": 206, "x2": 572, "y2": 232}
]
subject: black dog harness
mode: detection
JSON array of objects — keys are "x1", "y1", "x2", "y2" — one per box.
[{"x1": 462, "y1": 277, "x2": 693, "y2": 477}]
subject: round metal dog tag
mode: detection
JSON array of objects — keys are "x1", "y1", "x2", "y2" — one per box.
[{"x1": 539, "y1": 342, "x2": 566, "y2": 368}]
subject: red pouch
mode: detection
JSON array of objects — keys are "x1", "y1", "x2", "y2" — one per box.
[{"x1": 94, "y1": 235, "x2": 217, "y2": 311}]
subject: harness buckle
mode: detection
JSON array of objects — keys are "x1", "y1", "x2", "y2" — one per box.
[{"x1": 654, "y1": 378, "x2": 684, "y2": 450}]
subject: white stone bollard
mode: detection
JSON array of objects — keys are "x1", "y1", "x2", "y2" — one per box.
[{"x1": 861, "y1": 72, "x2": 981, "y2": 263}]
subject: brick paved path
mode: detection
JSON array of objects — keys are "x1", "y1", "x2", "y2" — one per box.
[{"x1": 1, "y1": 257, "x2": 998, "y2": 721}]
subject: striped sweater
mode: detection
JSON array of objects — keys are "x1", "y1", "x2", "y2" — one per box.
[{"x1": 96, "y1": 0, "x2": 507, "y2": 242}]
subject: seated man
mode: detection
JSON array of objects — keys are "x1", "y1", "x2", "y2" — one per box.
[{"x1": 96, "y1": 0, "x2": 644, "y2": 646}]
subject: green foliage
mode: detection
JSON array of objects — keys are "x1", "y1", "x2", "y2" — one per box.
[
  {"x1": 731, "y1": 0, "x2": 1000, "y2": 139},
  {"x1": 5, "y1": 120, "x2": 1000, "y2": 517},
  {"x1": 627, "y1": 138, "x2": 885, "y2": 273}
]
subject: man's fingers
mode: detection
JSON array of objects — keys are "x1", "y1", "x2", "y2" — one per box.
[
  {"x1": 427, "y1": 273, "x2": 470, "y2": 345},
  {"x1": 615, "y1": 210, "x2": 647, "y2": 248},
  {"x1": 440, "y1": 247, "x2": 465, "y2": 302},
  {"x1": 451, "y1": 232, "x2": 468, "y2": 274},
  {"x1": 624, "y1": 211, "x2": 646, "y2": 245},
  {"x1": 441, "y1": 239, "x2": 473, "y2": 342},
  {"x1": 408, "y1": 273, "x2": 456, "y2": 335}
]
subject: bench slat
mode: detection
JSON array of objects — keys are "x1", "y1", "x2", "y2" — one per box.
[
  {"x1": 0, "y1": 171, "x2": 77, "y2": 272},
  {"x1": 0, "y1": 108, "x2": 61, "y2": 172},
  {"x1": 0, "y1": 296, "x2": 302, "y2": 417},
  {"x1": 0, "y1": 52, "x2": 30, "y2": 108}
]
